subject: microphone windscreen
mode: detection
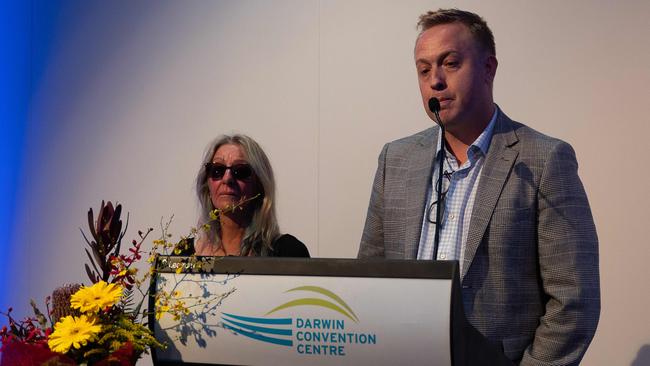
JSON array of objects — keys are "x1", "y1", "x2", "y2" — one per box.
[{"x1": 428, "y1": 98, "x2": 440, "y2": 113}]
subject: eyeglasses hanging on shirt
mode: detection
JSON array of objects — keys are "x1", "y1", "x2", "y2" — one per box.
[{"x1": 426, "y1": 170, "x2": 454, "y2": 224}]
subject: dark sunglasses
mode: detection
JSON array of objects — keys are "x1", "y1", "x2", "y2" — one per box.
[{"x1": 205, "y1": 163, "x2": 254, "y2": 181}]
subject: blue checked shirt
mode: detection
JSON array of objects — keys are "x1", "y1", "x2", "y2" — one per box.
[{"x1": 417, "y1": 109, "x2": 497, "y2": 273}]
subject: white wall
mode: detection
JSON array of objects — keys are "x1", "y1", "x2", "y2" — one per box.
[{"x1": 8, "y1": 1, "x2": 650, "y2": 364}]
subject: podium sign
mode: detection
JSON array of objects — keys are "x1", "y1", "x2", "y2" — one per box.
[{"x1": 150, "y1": 257, "x2": 460, "y2": 366}]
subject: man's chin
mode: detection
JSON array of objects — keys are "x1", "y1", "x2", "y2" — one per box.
[{"x1": 435, "y1": 110, "x2": 457, "y2": 126}]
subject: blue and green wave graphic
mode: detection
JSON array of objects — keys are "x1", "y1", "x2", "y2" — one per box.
[
  {"x1": 222, "y1": 286, "x2": 359, "y2": 347},
  {"x1": 221, "y1": 313, "x2": 293, "y2": 346},
  {"x1": 266, "y1": 286, "x2": 359, "y2": 322}
]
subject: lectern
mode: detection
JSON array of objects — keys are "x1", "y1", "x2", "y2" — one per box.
[{"x1": 149, "y1": 257, "x2": 513, "y2": 365}]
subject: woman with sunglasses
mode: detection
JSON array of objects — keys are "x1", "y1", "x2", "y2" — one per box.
[{"x1": 193, "y1": 134, "x2": 309, "y2": 257}]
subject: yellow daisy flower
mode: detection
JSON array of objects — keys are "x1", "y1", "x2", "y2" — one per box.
[
  {"x1": 48, "y1": 315, "x2": 101, "y2": 354},
  {"x1": 70, "y1": 281, "x2": 123, "y2": 313}
]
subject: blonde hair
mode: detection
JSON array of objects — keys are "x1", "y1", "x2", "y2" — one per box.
[
  {"x1": 196, "y1": 134, "x2": 280, "y2": 255},
  {"x1": 417, "y1": 8, "x2": 496, "y2": 56}
]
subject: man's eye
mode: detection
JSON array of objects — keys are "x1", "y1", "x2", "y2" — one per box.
[
  {"x1": 419, "y1": 69, "x2": 430, "y2": 76},
  {"x1": 444, "y1": 61, "x2": 459, "y2": 68}
]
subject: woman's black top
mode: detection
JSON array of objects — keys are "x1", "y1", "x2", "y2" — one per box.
[
  {"x1": 268, "y1": 234, "x2": 310, "y2": 257},
  {"x1": 172, "y1": 234, "x2": 309, "y2": 257}
]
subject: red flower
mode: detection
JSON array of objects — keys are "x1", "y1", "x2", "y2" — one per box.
[
  {"x1": 0, "y1": 340, "x2": 75, "y2": 366},
  {"x1": 94, "y1": 342, "x2": 137, "y2": 366}
]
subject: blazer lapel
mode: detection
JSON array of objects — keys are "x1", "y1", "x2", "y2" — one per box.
[
  {"x1": 461, "y1": 111, "x2": 519, "y2": 279},
  {"x1": 403, "y1": 128, "x2": 437, "y2": 259}
]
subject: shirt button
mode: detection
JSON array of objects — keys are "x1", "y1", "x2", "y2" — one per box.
[
  {"x1": 449, "y1": 214, "x2": 456, "y2": 220},
  {"x1": 439, "y1": 254, "x2": 447, "y2": 259}
]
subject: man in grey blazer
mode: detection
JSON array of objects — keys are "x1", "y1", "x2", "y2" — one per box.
[{"x1": 358, "y1": 9, "x2": 600, "y2": 365}]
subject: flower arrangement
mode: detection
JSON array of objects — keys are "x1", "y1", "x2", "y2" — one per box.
[
  {"x1": 0, "y1": 197, "x2": 257, "y2": 365},
  {"x1": 0, "y1": 201, "x2": 164, "y2": 365}
]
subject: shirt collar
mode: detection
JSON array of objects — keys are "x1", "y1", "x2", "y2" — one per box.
[
  {"x1": 471, "y1": 106, "x2": 498, "y2": 156},
  {"x1": 435, "y1": 106, "x2": 498, "y2": 158}
]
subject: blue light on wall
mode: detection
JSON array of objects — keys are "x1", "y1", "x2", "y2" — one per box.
[{"x1": 0, "y1": 0, "x2": 30, "y2": 309}]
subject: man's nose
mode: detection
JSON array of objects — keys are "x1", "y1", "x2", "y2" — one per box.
[{"x1": 430, "y1": 69, "x2": 446, "y2": 91}]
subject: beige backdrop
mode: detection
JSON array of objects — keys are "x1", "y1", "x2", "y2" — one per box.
[{"x1": 9, "y1": 1, "x2": 650, "y2": 365}]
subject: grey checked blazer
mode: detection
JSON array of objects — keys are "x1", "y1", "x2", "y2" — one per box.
[{"x1": 358, "y1": 109, "x2": 600, "y2": 365}]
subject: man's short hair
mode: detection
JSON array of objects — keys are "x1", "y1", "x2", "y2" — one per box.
[{"x1": 417, "y1": 9, "x2": 496, "y2": 56}]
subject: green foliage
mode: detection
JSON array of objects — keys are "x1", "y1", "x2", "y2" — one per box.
[{"x1": 80, "y1": 313, "x2": 165, "y2": 363}]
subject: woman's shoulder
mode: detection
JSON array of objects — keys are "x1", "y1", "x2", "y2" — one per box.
[{"x1": 270, "y1": 234, "x2": 310, "y2": 258}]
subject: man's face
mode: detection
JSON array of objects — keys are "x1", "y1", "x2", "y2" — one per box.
[{"x1": 415, "y1": 22, "x2": 497, "y2": 132}]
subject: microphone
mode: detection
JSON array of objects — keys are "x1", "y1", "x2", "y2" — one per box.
[
  {"x1": 428, "y1": 97, "x2": 440, "y2": 113},
  {"x1": 428, "y1": 97, "x2": 443, "y2": 127},
  {"x1": 428, "y1": 97, "x2": 445, "y2": 260}
]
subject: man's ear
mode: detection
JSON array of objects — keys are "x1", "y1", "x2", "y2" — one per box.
[{"x1": 484, "y1": 54, "x2": 498, "y2": 84}]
